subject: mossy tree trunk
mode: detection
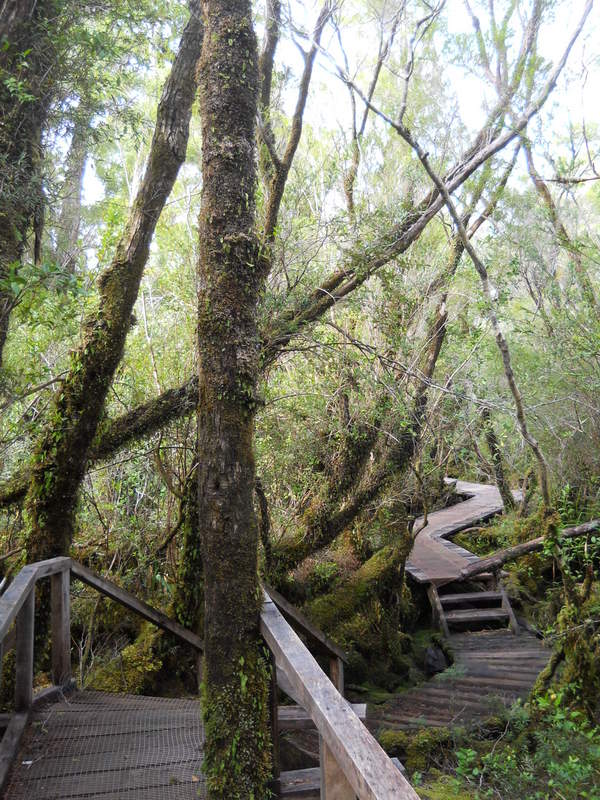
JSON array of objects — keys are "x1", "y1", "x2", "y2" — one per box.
[
  {"x1": 23, "y1": 4, "x2": 203, "y2": 642},
  {"x1": 482, "y1": 406, "x2": 515, "y2": 510},
  {"x1": 195, "y1": 1, "x2": 271, "y2": 796}
]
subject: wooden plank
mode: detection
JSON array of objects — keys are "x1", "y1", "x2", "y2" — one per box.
[
  {"x1": 0, "y1": 567, "x2": 37, "y2": 641},
  {"x1": 330, "y1": 657, "x2": 344, "y2": 696},
  {"x1": 0, "y1": 712, "x2": 30, "y2": 795},
  {"x1": 499, "y1": 584, "x2": 520, "y2": 634},
  {"x1": 70, "y1": 561, "x2": 203, "y2": 652},
  {"x1": 440, "y1": 592, "x2": 502, "y2": 605},
  {"x1": 260, "y1": 593, "x2": 419, "y2": 800},
  {"x1": 15, "y1": 589, "x2": 34, "y2": 711},
  {"x1": 270, "y1": 655, "x2": 281, "y2": 790},
  {"x1": 320, "y1": 735, "x2": 356, "y2": 799},
  {"x1": 264, "y1": 584, "x2": 347, "y2": 663},
  {"x1": 427, "y1": 585, "x2": 449, "y2": 637},
  {"x1": 7, "y1": 759, "x2": 206, "y2": 797},
  {"x1": 278, "y1": 704, "x2": 366, "y2": 732},
  {"x1": 280, "y1": 767, "x2": 320, "y2": 798},
  {"x1": 445, "y1": 608, "x2": 509, "y2": 623},
  {"x1": 32, "y1": 556, "x2": 72, "y2": 579},
  {"x1": 51, "y1": 569, "x2": 71, "y2": 685}
]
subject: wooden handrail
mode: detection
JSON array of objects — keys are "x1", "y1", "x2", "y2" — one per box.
[
  {"x1": 70, "y1": 560, "x2": 204, "y2": 652},
  {"x1": 0, "y1": 558, "x2": 416, "y2": 799},
  {"x1": 261, "y1": 591, "x2": 419, "y2": 799}
]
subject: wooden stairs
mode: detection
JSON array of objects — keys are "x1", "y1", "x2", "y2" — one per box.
[{"x1": 428, "y1": 578, "x2": 520, "y2": 637}]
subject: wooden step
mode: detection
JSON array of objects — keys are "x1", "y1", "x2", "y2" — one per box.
[
  {"x1": 445, "y1": 608, "x2": 509, "y2": 624},
  {"x1": 440, "y1": 591, "x2": 502, "y2": 606},
  {"x1": 278, "y1": 757, "x2": 405, "y2": 797},
  {"x1": 279, "y1": 767, "x2": 320, "y2": 798},
  {"x1": 278, "y1": 703, "x2": 366, "y2": 731}
]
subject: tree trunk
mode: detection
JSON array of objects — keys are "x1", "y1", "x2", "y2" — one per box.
[
  {"x1": 56, "y1": 108, "x2": 93, "y2": 272},
  {"x1": 0, "y1": 0, "x2": 55, "y2": 367},
  {"x1": 195, "y1": 1, "x2": 271, "y2": 796},
  {"x1": 24, "y1": 3, "x2": 203, "y2": 614},
  {"x1": 481, "y1": 406, "x2": 515, "y2": 510}
]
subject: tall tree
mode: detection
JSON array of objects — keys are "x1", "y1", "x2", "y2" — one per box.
[
  {"x1": 24, "y1": 3, "x2": 203, "y2": 567},
  {"x1": 195, "y1": 0, "x2": 271, "y2": 796}
]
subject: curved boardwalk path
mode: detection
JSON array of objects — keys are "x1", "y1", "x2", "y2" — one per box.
[
  {"x1": 406, "y1": 479, "x2": 509, "y2": 585},
  {"x1": 370, "y1": 480, "x2": 550, "y2": 733}
]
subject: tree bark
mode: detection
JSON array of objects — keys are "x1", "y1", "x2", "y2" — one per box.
[
  {"x1": 24, "y1": 4, "x2": 203, "y2": 563},
  {"x1": 195, "y1": 1, "x2": 271, "y2": 796},
  {"x1": 56, "y1": 108, "x2": 94, "y2": 272},
  {"x1": 481, "y1": 406, "x2": 515, "y2": 510}
]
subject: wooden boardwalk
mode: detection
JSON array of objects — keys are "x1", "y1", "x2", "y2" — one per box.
[
  {"x1": 0, "y1": 558, "x2": 418, "y2": 800},
  {"x1": 406, "y1": 480, "x2": 509, "y2": 585},
  {"x1": 370, "y1": 480, "x2": 549, "y2": 733},
  {"x1": 4, "y1": 692, "x2": 207, "y2": 799},
  {"x1": 370, "y1": 629, "x2": 548, "y2": 731}
]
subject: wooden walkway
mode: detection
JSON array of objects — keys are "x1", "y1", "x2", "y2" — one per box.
[
  {"x1": 371, "y1": 480, "x2": 549, "y2": 733},
  {"x1": 3, "y1": 692, "x2": 207, "y2": 799},
  {"x1": 370, "y1": 629, "x2": 548, "y2": 731},
  {"x1": 0, "y1": 558, "x2": 418, "y2": 800},
  {"x1": 406, "y1": 479, "x2": 509, "y2": 585},
  {"x1": 278, "y1": 480, "x2": 550, "y2": 770}
]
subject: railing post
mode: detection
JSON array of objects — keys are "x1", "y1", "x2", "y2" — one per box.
[
  {"x1": 51, "y1": 568, "x2": 71, "y2": 686},
  {"x1": 330, "y1": 656, "x2": 344, "y2": 696},
  {"x1": 15, "y1": 589, "x2": 34, "y2": 711},
  {"x1": 319, "y1": 736, "x2": 356, "y2": 799},
  {"x1": 269, "y1": 654, "x2": 281, "y2": 793}
]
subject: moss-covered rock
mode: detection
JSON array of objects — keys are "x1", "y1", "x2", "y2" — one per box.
[
  {"x1": 378, "y1": 725, "x2": 464, "y2": 772},
  {"x1": 86, "y1": 623, "x2": 162, "y2": 694}
]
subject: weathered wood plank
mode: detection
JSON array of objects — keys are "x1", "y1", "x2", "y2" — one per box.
[
  {"x1": 0, "y1": 567, "x2": 36, "y2": 641},
  {"x1": 0, "y1": 712, "x2": 29, "y2": 795},
  {"x1": 440, "y1": 591, "x2": 502, "y2": 605},
  {"x1": 320, "y1": 735, "x2": 356, "y2": 799},
  {"x1": 51, "y1": 569, "x2": 71, "y2": 685},
  {"x1": 70, "y1": 561, "x2": 203, "y2": 652},
  {"x1": 445, "y1": 608, "x2": 509, "y2": 623},
  {"x1": 260, "y1": 593, "x2": 419, "y2": 800},
  {"x1": 278, "y1": 704, "x2": 366, "y2": 732},
  {"x1": 14, "y1": 589, "x2": 34, "y2": 711},
  {"x1": 280, "y1": 767, "x2": 320, "y2": 798},
  {"x1": 330, "y1": 657, "x2": 345, "y2": 696},
  {"x1": 427, "y1": 585, "x2": 450, "y2": 637}
]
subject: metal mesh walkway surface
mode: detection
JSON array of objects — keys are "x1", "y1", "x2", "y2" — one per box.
[{"x1": 4, "y1": 691, "x2": 207, "y2": 799}]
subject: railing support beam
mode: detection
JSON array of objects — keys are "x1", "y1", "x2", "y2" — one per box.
[
  {"x1": 51, "y1": 569, "x2": 71, "y2": 685},
  {"x1": 330, "y1": 656, "x2": 344, "y2": 696},
  {"x1": 15, "y1": 590, "x2": 34, "y2": 711},
  {"x1": 320, "y1": 735, "x2": 356, "y2": 799}
]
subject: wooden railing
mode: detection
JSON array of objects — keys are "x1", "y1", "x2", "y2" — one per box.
[{"x1": 0, "y1": 558, "x2": 418, "y2": 799}]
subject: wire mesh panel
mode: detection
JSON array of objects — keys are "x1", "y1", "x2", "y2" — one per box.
[{"x1": 4, "y1": 691, "x2": 207, "y2": 799}]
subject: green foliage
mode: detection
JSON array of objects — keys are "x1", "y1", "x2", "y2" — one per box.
[
  {"x1": 86, "y1": 623, "x2": 162, "y2": 694},
  {"x1": 416, "y1": 694, "x2": 600, "y2": 800}
]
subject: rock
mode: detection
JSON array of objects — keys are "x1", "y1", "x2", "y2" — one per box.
[{"x1": 424, "y1": 644, "x2": 448, "y2": 675}]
